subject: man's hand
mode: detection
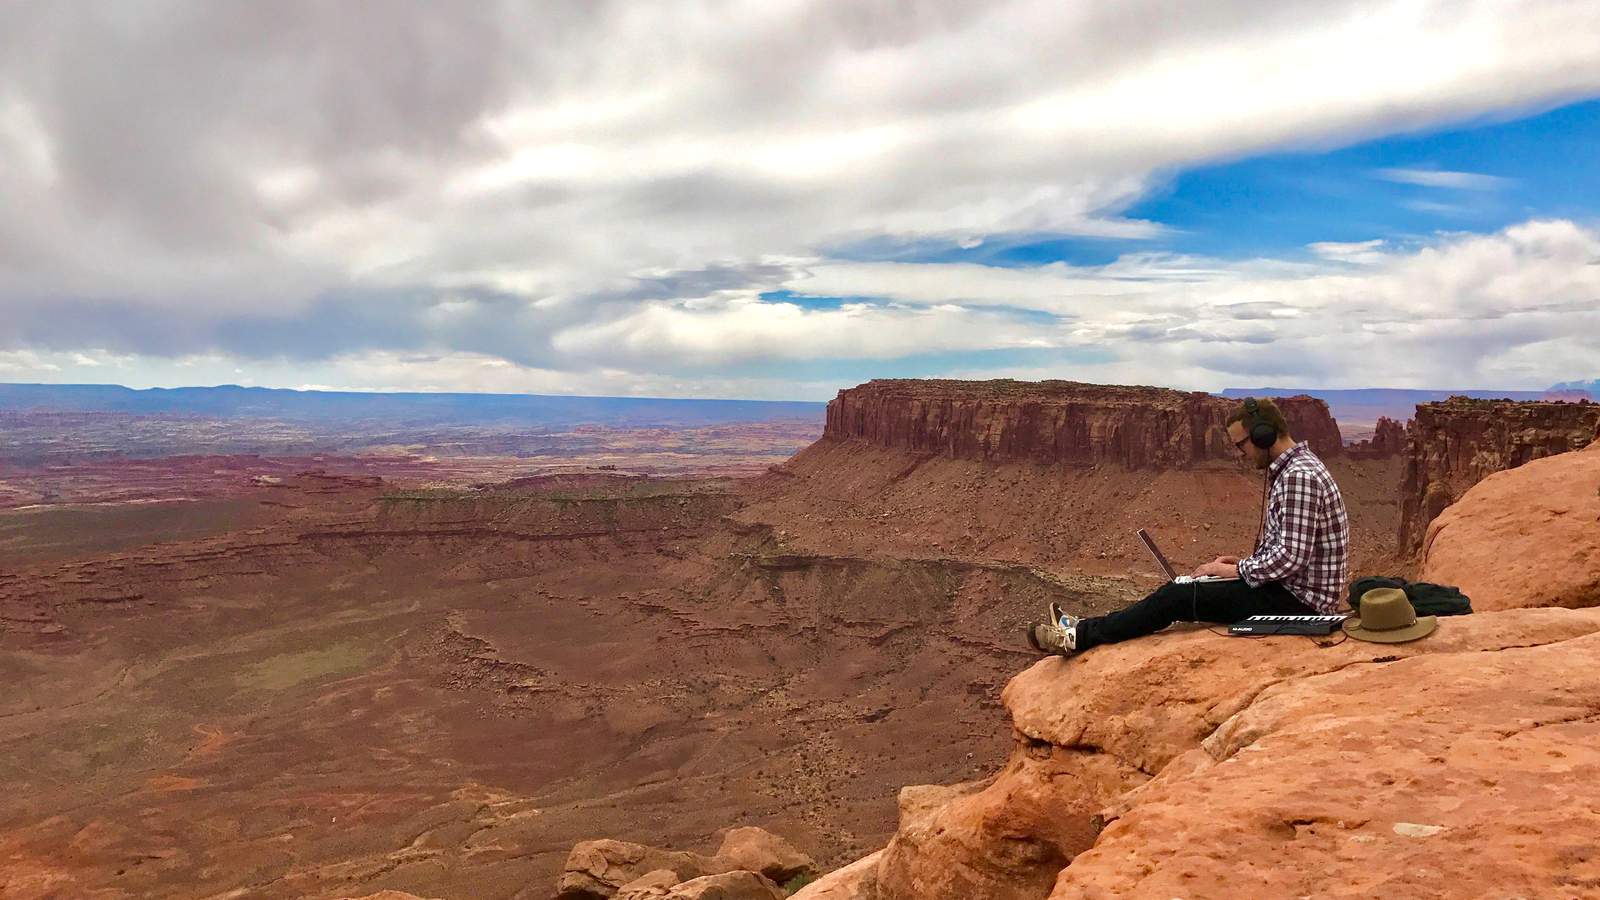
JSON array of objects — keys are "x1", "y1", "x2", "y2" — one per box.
[
  {"x1": 1209, "y1": 555, "x2": 1240, "y2": 566},
  {"x1": 1192, "y1": 560, "x2": 1240, "y2": 579}
]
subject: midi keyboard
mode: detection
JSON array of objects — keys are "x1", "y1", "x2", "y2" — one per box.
[{"x1": 1229, "y1": 614, "x2": 1347, "y2": 636}]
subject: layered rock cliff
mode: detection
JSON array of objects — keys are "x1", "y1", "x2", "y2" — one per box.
[
  {"x1": 1346, "y1": 415, "x2": 1406, "y2": 459},
  {"x1": 1397, "y1": 397, "x2": 1600, "y2": 553},
  {"x1": 822, "y1": 380, "x2": 1343, "y2": 468}
]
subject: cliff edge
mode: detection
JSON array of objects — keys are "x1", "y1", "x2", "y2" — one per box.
[
  {"x1": 1421, "y1": 436, "x2": 1600, "y2": 612},
  {"x1": 823, "y1": 379, "x2": 1343, "y2": 467},
  {"x1": 1397, "y1": 396, "x2": 1600, "y2": 554},
  {"x1": 801, "y1": 606, "x2": 1600, "y2": 900},
  {"x1": 796, "y1": 439, "x2": 1600, "y2": 900}
]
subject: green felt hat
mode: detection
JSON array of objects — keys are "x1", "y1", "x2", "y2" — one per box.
[{"x1": 1343, "y1": 587, "x2": 1437, "y2": 643}]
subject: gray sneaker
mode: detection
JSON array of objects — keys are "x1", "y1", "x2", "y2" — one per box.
[
  {"x1": 1048, "y1": 602, "x2": 1080, "y2": 631},
  {"x1": 1026, "y1": 620, "x2": 1077, "y2": 656}
]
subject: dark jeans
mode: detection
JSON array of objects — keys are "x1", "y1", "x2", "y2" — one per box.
[{"x1": 1074, "y1": 578, "x2": 1313, "y2": 652}]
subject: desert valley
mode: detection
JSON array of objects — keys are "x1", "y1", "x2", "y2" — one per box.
[
  {"x1": 4, "y1": 379, "x2": 1598, "y2": 899},
  {"x1": 9, "y1": 6, "x2": 1600, "y2": 898}
]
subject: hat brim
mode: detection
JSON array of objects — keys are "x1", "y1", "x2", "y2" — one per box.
[{"x1": 1342, "y1": 615, "x2": 1438, "y2": 643}]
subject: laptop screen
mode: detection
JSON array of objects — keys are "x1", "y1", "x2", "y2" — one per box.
[{"x1": 1136, "y1": 528, "x2": 1178, "y2": 581}]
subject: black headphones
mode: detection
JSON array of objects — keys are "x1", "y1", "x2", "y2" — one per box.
[{"x1": 1241, "y1": 398, "x2": 1278, "y2": 449}]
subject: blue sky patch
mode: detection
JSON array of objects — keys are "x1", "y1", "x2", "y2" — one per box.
[
  {"x1": 756, "y1": 290, "x2": 871, "y2": 311},
  {"x1": 828, "y1": 98, "x2": 1600, "y2": 269},
  {"x1": 1124, "y1": 98, "x2": 1600, "y2": 260}
]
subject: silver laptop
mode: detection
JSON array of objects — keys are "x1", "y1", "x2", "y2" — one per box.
[{"x1": 1137, "y1": 528, "x2": 1233, "y2": 583}]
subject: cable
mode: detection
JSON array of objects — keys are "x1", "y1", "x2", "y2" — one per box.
[{"x1": 1253, "y1": 473, "x2": 1269, "y2": 555}]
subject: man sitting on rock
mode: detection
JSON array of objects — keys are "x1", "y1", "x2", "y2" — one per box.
[{"x1": 1027, "y1": 397, "x2": 1350, "y2": 656}]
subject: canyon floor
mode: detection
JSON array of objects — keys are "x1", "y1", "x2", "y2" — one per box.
[{"x1": 0, "y1": 447, "x2": 1404, "y2": 899}]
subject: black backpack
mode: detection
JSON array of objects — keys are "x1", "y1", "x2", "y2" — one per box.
[{"x1": 1348, "y1": 576, "x2": 1473, "y2": 617}]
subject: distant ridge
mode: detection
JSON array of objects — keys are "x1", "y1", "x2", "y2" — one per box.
[
  {"x1": 0, "y1": 383, "x2": 825, "y2": 427},
  {"x1": 1551, "y1": 378, "x2": 1600, "y2": 395},
  {"x1": 1221, "y1": 387, "x2": 1565, "y2": 403}
]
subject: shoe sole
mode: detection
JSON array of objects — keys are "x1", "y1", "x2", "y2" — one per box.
[{"x1": 1026, "y1": 624, "x2": 1070, "y2": 657}]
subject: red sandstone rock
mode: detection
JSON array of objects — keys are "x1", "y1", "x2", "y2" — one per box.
[
  {"x1": 663, "y1": 870, "x2": 787, "y2": 899},
  {"x1": 822, "y1": 379, "x2": 1343, "y2": 468},
  {"x1": 559, "y1": 828, "x2": 812, "y2": 899},
  {"x1": 556, "y1": 839, "x2": 721, "y2": 899},
  {"x1": 714, "y1": 826, "x2": 815, "y2": 883},
  {"x1": 1269, "y1": 394, "x2": 1345, "y2": 458},
  {"x1": 859, "y1": 607, "x2": 1600, "y2": 900},
  {"x1": 1346, "y1": 415, "x2": 1406, "y2": 459},
  {"x1": 1053, "y1": 625, "x2": 1600, "y2": 898},
  {"x1": 1397, "y1": 396, "x2": 1600, "y2": 553},
  {"x1": 1421, "y1": 438, "x2": 1600, "y2": 611},
  {"x1": 615, "y1": 869, "x2": 684, "y2": 899},
  {"x1": 789, "y1": 850, "x2": 881, "y2": 899},
  {"x1": 874, "y1": 767, "x2": 1106, "y2": 900}
]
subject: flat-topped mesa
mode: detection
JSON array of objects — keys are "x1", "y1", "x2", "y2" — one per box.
[
  {"x1": 822, "y1": 379, "x2": 1341, "y2": 468},
  {"x1": 1398, "y1": 396, "x2": 1600, "y2": 554}
]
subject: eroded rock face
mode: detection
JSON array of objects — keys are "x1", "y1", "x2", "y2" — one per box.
[
  {"x1": 1347, "y1": 415, "x2": 1406, "y2": 459},
  {"x1": 1421, "y1": 438, "x2": 1600, "y2": 611},
  {"x1": 822, "y1": 380, "x2": 1342, "y2": 468},
  {"x1": 850, "y1": 607, "x2": 1600, "y2": 900},
  {"x1": 1397, "y1": 397, "x2": 1600, "y2": 553}
]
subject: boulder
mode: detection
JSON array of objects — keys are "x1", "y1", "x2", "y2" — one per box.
[
  {"x1": 558, "y1": 828, "x2": 815, "y2": 899},
  {"x1": 663, "y1": 870, "x2": 786, "y2": 899},
  {"x1": 1422, "y1": 438, "x2": 1600, "y2": 611},
  {"x1": 713, "y1": 826, "x2": 815, "y2": 883},
  {"x1": 790, "y1": 850, "x2": 882, "y2": 900},
  {"x1": 615, "y1": 869, "x2": 682, "y2": 899},
  {"x1": 556, "y1": 839, "x2": 720, "y2": 899}
]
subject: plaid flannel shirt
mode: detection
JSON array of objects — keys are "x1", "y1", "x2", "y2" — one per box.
[{"x1": 1236, "y1": 442, "x2": 1350, "y2": 615}]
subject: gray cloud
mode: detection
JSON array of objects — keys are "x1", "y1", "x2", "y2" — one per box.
[{"x1": 2, "y1": 1, "x2": 1600, "y2": 393}]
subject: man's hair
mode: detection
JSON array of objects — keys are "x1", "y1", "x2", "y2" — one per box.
[{"x1": 1227, "y1": 397, "x2": 1290, "y2": 438}]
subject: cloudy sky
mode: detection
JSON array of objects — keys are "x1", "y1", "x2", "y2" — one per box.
[{"x1": 2, "y1": 1, "x2": 1599, "y2": 400}]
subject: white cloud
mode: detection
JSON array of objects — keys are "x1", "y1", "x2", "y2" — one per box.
[
  {"x1": 1308, "y1": 240, "x2": 1388, "y2": 265},
  {"x1": 759, "y1": 219, "x2": 1599, "y2": 391},
  {"x1": 1376, "y1": 167, "x2": 1511, "y2": 190},
  {"x1": 0, "y1": 349, "x2": 61, "y2": 375},
  {"x1": 551, "y1": 293, "x2": 1060, "y2": 368},
  {"x1": 7, "y1": 219, "x2": 1598, "y2": 397}
]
